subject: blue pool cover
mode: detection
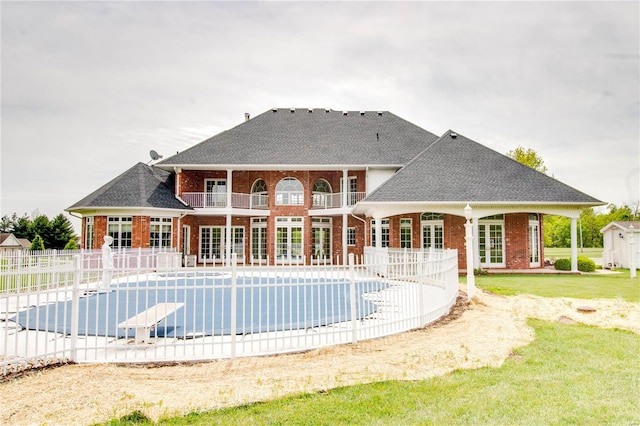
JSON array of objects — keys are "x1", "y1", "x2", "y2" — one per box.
[{"x1": 14, "y1": 275, "x2": 387, "y2": 338}]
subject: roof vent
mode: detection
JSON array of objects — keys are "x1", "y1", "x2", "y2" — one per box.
[
  {"x1": 290, "y1": 108, "x2": 295, "y2": 113},
  {"x1": 343, "y1": 111, "x2": 348, "y2": 116},
  {"x1": 325, "y1": 108, "x2": 330, "y2": 113},
  {"x1": 244, "y1": 113, "x2": 250, "y2": 122},
  {"x1": 272, "y1": 108, "x2": 278, "y2": 113},
  {"x1": 308, "y1": 108, "x2": 313, "y2": 113},
  {"x1": 377, "y1": 111, "x2": 382, "y2": 116},
  {"x1": 451, "y1": 132, "x2": 458, "y2": 139},
  {"x1": 360, "y1": 111, "x2": 365, "y2": 116}
]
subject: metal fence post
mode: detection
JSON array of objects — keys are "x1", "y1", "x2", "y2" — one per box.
[
  {"x1": 70, "y1": 255, "x2": 81, "y2": 362},
  {"x1": 230, "y1": 253, "x2": 237, "y2": 359},
  {"x1": 349, "y1": 253, "x2": 357, "y2": 344}
]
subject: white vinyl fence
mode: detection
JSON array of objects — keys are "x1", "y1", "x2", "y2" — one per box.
[{"x1": 1, "y1": 247, "x2": 458, "y2": 375}]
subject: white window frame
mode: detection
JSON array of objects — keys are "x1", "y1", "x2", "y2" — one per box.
[
  {"x1": 150, "y1": 217, "x2": 172, "y2": 248},
  {"x1": 478, "y1": 215, "x2": 505, "y2": 268},
  {"x1": 276, "y1": 178, "x2": 304, "y2": 205},
  {"x1": 107, "y1": 216, "x2": 132, "y2": 249},
  {"x1": 421, "y1": 213, "x2": 444, "y2": 250},
  {"x1": 275, "y1": 216, "x2": 304, "y2": 263},
  {"x1": 529, "y1": 213, "x2": 541, "y2": 267},
  {"x1": 312, "y1": 217, "x2": 332, "y2": 261},
  {"x1": 370, "y1": 218, "x2": 390, "y2": 248},
  {"x1": 84, "y1": 217, "x2": 94, "y2": 250},
  {"x1": 400, "y1": 218, "x2": 412, "y2": 249},
  {"x1": 347, "y1": 227, "x2": 356, "y2": 246},
  {"x1": 199, "y1": 226, "x2": 244, "y2": 262},
  {"x1": 205, "y1": 179, "x2": 227, "y2": 207}
]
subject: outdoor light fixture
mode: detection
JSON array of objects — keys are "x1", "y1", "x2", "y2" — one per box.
[
  {"x1": 464, "y1": 204, "x2": 472, "y2": 221},
  {"x1": 619, "y1": 232, "x2": 624, "y2": 239}
]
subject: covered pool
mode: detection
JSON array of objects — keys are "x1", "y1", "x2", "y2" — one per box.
[{"x1": 15, "y1": 273, "x2": 388, "y2": 339}]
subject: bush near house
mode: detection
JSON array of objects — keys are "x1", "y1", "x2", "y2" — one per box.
[{"x1": 554, "y1": 256, "x2": 596, "y2": 272}]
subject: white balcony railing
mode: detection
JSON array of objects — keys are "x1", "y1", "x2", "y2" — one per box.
[
  {"x1": 311, "y1": 192, "x2": 366, "y2": 209},
  {"x1": 182, "y1": 192, "x2": 269, "y2": 209},
  {"x1": 182, "y1": 191, "x2": 364, "y2": 210}
]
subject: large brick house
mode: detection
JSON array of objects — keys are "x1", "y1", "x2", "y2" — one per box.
[{"x1": 67, "y1": 108, "x2": 602, "y2": 270}]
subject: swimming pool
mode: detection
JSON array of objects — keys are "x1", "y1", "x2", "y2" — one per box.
[{"x1": 15, "y1": 273, "x2": 388, "y2": 339}]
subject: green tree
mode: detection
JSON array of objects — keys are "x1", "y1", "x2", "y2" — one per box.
[
  {"x1": 49, "y1": 214, "x2": 76, "y2": 249},
  {"x1": 30, "y1": 234, "x2": 45, "y2": 250},
  {"x1": 30, "y1": 215, "x2": 52, "y2": 246},
  {"x1": 63, "y1": 239, "x2": 79, "y2": 250},
  {"x1": 506, "y1": 146, "x2": 548, "y2": 174}
]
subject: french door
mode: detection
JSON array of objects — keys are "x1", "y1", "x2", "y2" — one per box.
[
  {"x1": 422, "y1": 223, "x2": 443, "y2": 249},
  {"x1": 312, "y1": 217, "x2": 332, "y2": 262},
  {"x1": 478, "y1": 221, "x2": 505, "y2": 267},
  {"x1": 251, "y1": 217, "x2": 267, "y2": 263},
  {"x1": 199, "y1": 226, "x2": 244, "y2": 262},
  {"x1": 275, "y1": 217, "x2": 303, "y2": 263}
]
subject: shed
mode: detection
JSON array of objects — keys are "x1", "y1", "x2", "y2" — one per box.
[
  {"x1": 600, "y1": 221, "x2": 640, "y2": 269},
  {"x1": 0, "y1": 233, "x2": 31, "y2": 251}
]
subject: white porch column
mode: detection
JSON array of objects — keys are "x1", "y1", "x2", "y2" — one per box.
[
  {"x1": 342, "y1": 214, "x2": 348, "y2": 265},
  {"x1": 225, "y1": 214, "x2": 232, "y2": 266},
  {"x1": 342, "y1": 170, "x2": 349, "y2": 265},
  {"x1": 571, "y1": 217, "x2": 578, "y2": 272},
  {"x1": 473, "y1": 219, "x2": 480, "y2": 269},
  {"x1": 629, "y1": 225, "x2": 636, "y2": 279},
  {"x1": 226, "y1": 169, "x2": 233, "y2": 208},
  {"x1": 225, "y1": 169, "x2": 233, "y2": 266},
  {"x1": 375, "y1": 218, "x2": 382, "y2": 249},
  {"x1": 464, "y1": 204, "x2": 476, "y2": 300}
]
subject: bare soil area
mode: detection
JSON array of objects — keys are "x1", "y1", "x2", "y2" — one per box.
[{"x1": 2, "y1": 289, "x2": 638, "y2": 426}]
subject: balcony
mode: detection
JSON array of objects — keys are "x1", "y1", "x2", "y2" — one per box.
[
  {"x1": 182, "y1": 192, "x2": 269, "y2": 209},
  {"x1": 311, "y1": 192, "x2": 366, "y2": 209}
]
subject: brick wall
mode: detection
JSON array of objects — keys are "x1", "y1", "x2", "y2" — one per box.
[{"x1": 504, "y1": 213, "x2": 530, "y2": 269}]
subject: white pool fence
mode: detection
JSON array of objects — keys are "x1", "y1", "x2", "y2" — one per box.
[{"x1": 1, "y1": 247, "x2": 458, "y2": 375}]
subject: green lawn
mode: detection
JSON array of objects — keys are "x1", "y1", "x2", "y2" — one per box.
[
  {"x1": 544, "y1": 247, "x2": 603, "y2": 259},
  {"x1": 473, "y1": 270, "x2": 639, "y2": 302},
  {"x1": 104, "y1": 319, "x2": 640, "y2": 425}
]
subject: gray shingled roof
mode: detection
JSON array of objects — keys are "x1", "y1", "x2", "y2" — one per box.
[
  {"x1": 67, "y1": 163, "x2": 191, "y2": 211},
  {"x1": 159, "y1": 108, "x2": 439, "y2": 167},
  {"x1": 363, "y1": 130, "x2": 603, "y2": 204}
]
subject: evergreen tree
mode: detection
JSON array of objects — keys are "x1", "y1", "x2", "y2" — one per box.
[
  {"x1": 30, "y1": 234, "x2": 45, "y2": 250},
  {"x1": 50, "y1": 214, "x2": 76, "y2": 249},
  {"x1": 31, "y1": 215, "x2": 52, "y2": 247}
]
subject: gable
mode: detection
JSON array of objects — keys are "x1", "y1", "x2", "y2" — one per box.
[
  {"x1": 159, "y1": 109, "x2": 440, "y2": 167},
  {"x1": 67, "y1": 163, "x2": 192, "y2": 212},
  {"x1": 362, "y1": 130, "x2": 602, "y2": 205}
]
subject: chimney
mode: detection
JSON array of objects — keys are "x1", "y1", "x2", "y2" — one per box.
[{"x1": 244, "y1": 113, "x2": 250, "y2": 122}]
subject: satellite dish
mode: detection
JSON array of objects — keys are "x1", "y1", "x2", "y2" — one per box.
[{"x1": 149, "y1": 150, "x2": 163, "y2": 163}]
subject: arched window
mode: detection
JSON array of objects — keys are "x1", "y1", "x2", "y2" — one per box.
[
  {"x1": 251, "y1": 179, "x2": 267, "y2": 208},
  {"x1": 276, "y1": 177, "x2": 304, "y2": 205},
  {"x1": 312, "y1": 179, "x2": 332, "y2": 207},
  {"x1": 421, "y1": 212, "x2": 443, "y2": 221},
  {"x1": 251, "y1": 179, "x2": 267, "y2": 193}
]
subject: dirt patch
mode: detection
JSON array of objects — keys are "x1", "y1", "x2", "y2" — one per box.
[{"x1": 2, "y1": 290, "x2": 638, "y2": 425}]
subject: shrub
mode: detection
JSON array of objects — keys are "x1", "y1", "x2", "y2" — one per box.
[
  {"x1": 554, "y1": 257, "x2": 596, "y2": 272},
  {"x1": 578, "y1": 256, "x2": 596, "y2": 273},
  {"x1": 554, "y1": 258, "x2": 571, "y2": 271}
]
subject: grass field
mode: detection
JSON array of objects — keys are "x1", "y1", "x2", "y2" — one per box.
[
  {"x1": 474, "y1": 269, "x2": 639, "y2": 302},
  {"x1": 544, "y1": 247, "x2": 603, "y2": 259},
  {"x1": 103, "y1": 271, "x2": 640, "y2": 426},
  {"x1": 104, "y1": 320, "x2": 640, "y2": 425}
]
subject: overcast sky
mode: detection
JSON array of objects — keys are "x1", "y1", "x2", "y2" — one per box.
[{"x1": 2, "y1": 1, "x2": 638, "y2": 227}]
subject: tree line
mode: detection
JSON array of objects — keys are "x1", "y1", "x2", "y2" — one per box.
[
  {"x1": 0, "y1": 213, "x2": 78, "y2": 250},
  {"x1": 508, "y1": 146, "x2": 639, "y2": 248},
  {"x1": 544, "y1": 203, "x2": 639, "y2": 248}
]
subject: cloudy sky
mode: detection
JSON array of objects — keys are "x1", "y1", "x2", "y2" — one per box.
[{"x1": 2, "y1": 1, "x2": 638, "y2": 227}]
